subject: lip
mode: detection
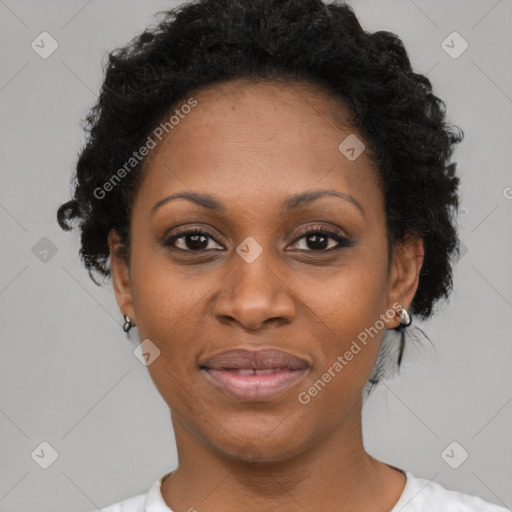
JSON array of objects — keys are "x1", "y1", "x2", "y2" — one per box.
[
  {"x1": 200, "y1": 348, "x2": 311, "y2": 402},
  {"x1": 200, "y1": 348, "x2": 310, "y2": 371}
]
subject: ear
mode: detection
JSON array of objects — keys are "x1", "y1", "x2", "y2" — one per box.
[
  {"x1": 384, "y1": 235, "x2": 424, "y2": 329},
  {"x1": 108, "y1": 229, "x2": 136, "y2": 326}
]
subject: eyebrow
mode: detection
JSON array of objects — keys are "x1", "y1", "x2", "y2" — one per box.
[{"x1": 150, "y1": 188, "x2": 365, "y2": 217}]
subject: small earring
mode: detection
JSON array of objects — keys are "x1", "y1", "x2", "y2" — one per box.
[
  {"x1": 122, "y1": 314, "x2": 133, "y2": 332},
  {"x1": 397, "y1": 307, "x2": 412, "y2": 327}
]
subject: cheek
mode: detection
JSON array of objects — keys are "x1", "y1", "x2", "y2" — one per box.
[
  {"x1": 296, "y1": 286, "x2": 387, "y2": 418},
  {"x1": 296, "y1": 251, "x2": 390, "y2": 394},
  {"x1": 129, "y1": 259, "x2": 208, "y2": 411},
  {"x1": 128, "y1": 247, "x2": 211, "y2": 382},
  {"x1": 302, "y1": 248, "x2": 389, "y2": 336},
  {"x1": 130, "y1": 242, "x2": 210, "y2": 333}
]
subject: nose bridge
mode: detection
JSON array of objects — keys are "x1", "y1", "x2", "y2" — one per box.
[
  {"x1": 213, "y1": 237, "x2": 295, "y2": 329},
  {"x1": 233, "y1": 240, "x2": 277, "y2": 293}
]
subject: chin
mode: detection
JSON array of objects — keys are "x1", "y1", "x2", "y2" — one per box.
[{"x1": 204, "y1": 422, "x2": 314, "y2": 464}]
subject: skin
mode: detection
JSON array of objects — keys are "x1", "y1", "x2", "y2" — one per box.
[{"x1": 109, "y1": 79, "x2": 424, "y2": 512}]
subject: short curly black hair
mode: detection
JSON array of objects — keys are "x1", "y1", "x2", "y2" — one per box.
[{"x1": 57, "y1": 0, "x2": 464, "y2": 322}]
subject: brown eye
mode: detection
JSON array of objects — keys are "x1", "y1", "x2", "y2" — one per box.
[
  {"x1": 162, "y1": 227, "x2": 224, "y2": 252},
  {"x1": 289, "y1": 228, "x2": 354, "y2": 252}
]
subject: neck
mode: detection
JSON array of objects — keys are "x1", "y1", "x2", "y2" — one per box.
[{"x1": 161, "y1": 398, "x2": 406, "y2": 511}]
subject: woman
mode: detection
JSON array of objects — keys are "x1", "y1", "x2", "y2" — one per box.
[{"x1": 57, "y1": 0, "x2": 508, "y2": 510}]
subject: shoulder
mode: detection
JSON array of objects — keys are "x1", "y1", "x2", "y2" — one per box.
[
  {"x1": 99, "y1": 493, "x2": 146, "y2": 512},
  {"x1": 90, "y1": 472, "x2": 174, "y2": 512},
  {"x1": 91, "y1": 494, "x2": 146, "y2": 512},
  {"x1": 393, "y1": 471, "x2": 510, "y2": 512}
]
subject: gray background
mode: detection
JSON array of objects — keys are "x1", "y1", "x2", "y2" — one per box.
[{"x1": 1, "y1": 0, "x2": 511, "y2": 511}]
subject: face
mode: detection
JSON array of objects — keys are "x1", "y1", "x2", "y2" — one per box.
[{"x1": 110, "y1": 80, "x2": 423, "y2": 462}]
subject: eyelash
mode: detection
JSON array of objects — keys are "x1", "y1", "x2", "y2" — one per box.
[{"x1": 161, "y1": 225, "x2": 352, "y2": 253}]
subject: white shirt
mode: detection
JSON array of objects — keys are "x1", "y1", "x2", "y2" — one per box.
[{"x1": 97, "y1": 470, "x2": 510, "y2": 511}]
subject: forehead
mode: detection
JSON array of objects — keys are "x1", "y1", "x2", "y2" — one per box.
[{"x1": 135, "y1": 79, "x2": 382, "y2": 218}]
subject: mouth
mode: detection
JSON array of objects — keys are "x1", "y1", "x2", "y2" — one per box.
[
  {"x1": 199, "y1": 348, "x2": 310, "y2": 402},
  {"x1": 201, "y1": 367, "x2": 309, "y2": 402}
]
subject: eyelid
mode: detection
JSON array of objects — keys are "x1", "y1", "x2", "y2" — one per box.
[
  {"x1": 291, "y1": 223, "x2": 349, "y2": 242},
  {"x1": 162, "y1": 225, "x2": 225, "y2": 249},
  {"x1": 161, "y1": 223, "x2": 352, "y2": 253},
  {"x1": 287, "y1": 224, "x2": 352, "y2": 251}
]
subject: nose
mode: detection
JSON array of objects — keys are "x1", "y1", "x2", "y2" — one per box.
[{"x1": 213, "y1": 251, "x2": 296, "y2": 331}]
